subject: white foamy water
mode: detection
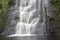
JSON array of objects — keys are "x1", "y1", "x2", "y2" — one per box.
[
  {"x1": 15, "y1": 0, "x2": 47, "y2": 35},
  {"x1": 2, "y1": 0, "x2": 50, "y2": 37}
]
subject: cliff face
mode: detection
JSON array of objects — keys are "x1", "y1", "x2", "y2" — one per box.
[
  {"x1": 0, "y1": 0, "x2": 8, "y2": 33},
  {"x1": 0, "y1": 0, "x2": 15, "y2": 33},
  {"x1": 49, "y1": 0, "x2": 60, "y2": 36}
]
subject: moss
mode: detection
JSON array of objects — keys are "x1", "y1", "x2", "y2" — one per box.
[
  {"x1": 0, "y1": 0, "x2": 15, "y2": 33},
  {"x1": 8, "y1": 0, "x2": 15, "y2": 7}
]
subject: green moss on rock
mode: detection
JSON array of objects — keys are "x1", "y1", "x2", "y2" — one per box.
[{"x1": 0, "y1": 0, "x2": 15, "y2": 33}]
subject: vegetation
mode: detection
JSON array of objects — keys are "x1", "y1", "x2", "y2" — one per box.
[
  {"x1": 50, "y1": 0, "x2": 60, "y2": 36},
  {"x1": 0, "y1": 0, "x2": 15, "y2": 33}
]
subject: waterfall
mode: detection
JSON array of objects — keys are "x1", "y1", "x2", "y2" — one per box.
[
  {"x1": 2, "y1": 0, "x2": 50, "y2": 37},
  {"x1": 16, "y1": 0, "x2": 42, "y2": 34},
  {"x1": 15, "y1": 0, "x2": 46, "y2": 36}
]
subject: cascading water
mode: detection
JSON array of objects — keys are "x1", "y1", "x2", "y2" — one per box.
[
  {"x1": 16, "y1": 0, "x2": 43, "y2": 34},
  {"x1": 2, "y1": 0, "x2": 50, "y2": 38},
  {"x1": 14, "y1": 0, "x2": 46, "y2": 36}
]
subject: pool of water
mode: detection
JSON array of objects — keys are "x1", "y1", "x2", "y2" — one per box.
[{"x1": 0, "y1": 35, "x2": 60, "y2": 40}]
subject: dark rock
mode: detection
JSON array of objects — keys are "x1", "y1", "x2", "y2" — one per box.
[
  {"x1": 14, "y1": 17, "x2": 19, "y2": 20},
  {"x1": 48, "y1": 29, "x2": 55, "y2": 35}
]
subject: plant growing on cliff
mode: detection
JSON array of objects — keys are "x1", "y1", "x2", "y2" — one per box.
[
  {"x1": 0, "y1": 0, "x2": 15, "y2": 33},
  {"x1": 50, "y1": 0, "x2": 60, "y2": 35}
]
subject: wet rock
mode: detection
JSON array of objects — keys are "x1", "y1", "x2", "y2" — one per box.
[
  {"x1": 14, "y1": 17, "x2": 19, "y2": 20},
  {"x1": 48, "y1": 29, "x2": 55, "y2": 35}
]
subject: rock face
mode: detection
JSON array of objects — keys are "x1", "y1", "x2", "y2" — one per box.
[
  {"x1": 1, "y1": 0, "x2": 19, "y2": 35},
  {"x1": 45, "y1": 0, "x2": 56, "y2": 34}
]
